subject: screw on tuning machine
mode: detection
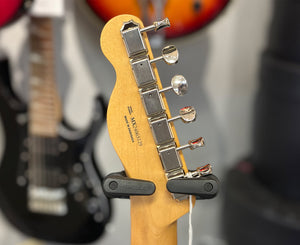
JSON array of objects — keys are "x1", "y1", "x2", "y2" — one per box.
[
  {"x1": 159, "y1": 75, "x2": 188, "y2": 96},
  {"x1": 176, "y1": 137, "x2": 205, "y2": 151},
  {"x1": 168, "y1": 106, "x2": 196, "y2": 123}
]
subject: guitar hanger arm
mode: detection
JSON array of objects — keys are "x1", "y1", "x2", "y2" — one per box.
[
  {"x1": 167, "y1": 174, "x2": 219, "y2": 200},
  {"x1": 103, "y1": 171, "x2": 219, "y2": 200},
  {"x1": 103, "y1": 171, "x2": 156, "y2": 198}
]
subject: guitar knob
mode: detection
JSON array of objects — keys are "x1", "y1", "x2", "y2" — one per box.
[
  {"x1": 150, "y1": 45, "x2": 179, "y2": 65},
  {"x1": 140, "y1": 18, "x2": 170, "y2": 33},
  {"x1": 168, "y1": 106, "x2": 196, "y2": 123},
  {"x1": 176, "y1": 137, "x2": 205, "y2": 151},
  {"x1": 186, "y1": 164, "x2": 213, "y2": 178},
  {"x1": 196, "y1": 164, "x2": 213, "y2": 176},
  {"x1": 159, "y1": 75, "x2": 188, "y2": 96}
]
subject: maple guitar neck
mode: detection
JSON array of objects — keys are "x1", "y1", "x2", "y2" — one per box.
[
  {"x1": 101, "y1": 15, "x2": 191, "y2": 245},
  {"x1": 29, "y1": 17, "x2": 61, "y2": 137}
]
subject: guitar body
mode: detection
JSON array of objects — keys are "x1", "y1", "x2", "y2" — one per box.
[
  {"x1": 0, "y1": 0, "x2": 33, "y2": 28},
  {"x1": 0, "y1": 59, "x2": 111, "y2": 243},
  {"x1": 88, "y1": 0, "x2": 230, "y2": 38}
]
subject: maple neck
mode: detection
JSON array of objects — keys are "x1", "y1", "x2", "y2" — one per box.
[
  {"x1": 130, "y1": 197, "x2": 178, "y2": 245},
  {"x1": 28, "y1": 17, "x2": 61, "y2": 137}
]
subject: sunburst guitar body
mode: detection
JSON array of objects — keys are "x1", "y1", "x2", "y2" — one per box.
[{"x1": 89, "y1": 0, "x2": 230, "y2": 39}]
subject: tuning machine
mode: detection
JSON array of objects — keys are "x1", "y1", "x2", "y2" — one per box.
[
  {"x1": 140, "y1": 75, "x2": 188, "y2": 117},
  {"x1": 131, "y1": 47, "x2": 180, "y2": 88},
  {"x1": 121, "y1": 18, "x2": 170, "y2": 59},
  {"x1": 150, "y1": 107, "x2": 197, "y2": 145},
  {"x1": 176, "y1": 137, "x2": 205, "y2": 151},
  {"x1": 185, "y1": 164, "x2": 213, "y2": 178},
  {"x1": 158, "y1": 137, "x2": 205, "y2": 178},
  {"x1": 168, "y1": 106, "x2": 196, "y2": 123},
  {"x1": 140, "y1": 18, "x2": 170, "y2": 33},
  {"x1": 159, "y1": 75, "x2": 188, "y2": 96},
  {"x1": 150, "y1": 45, "x2": 179, "y2": 65}
]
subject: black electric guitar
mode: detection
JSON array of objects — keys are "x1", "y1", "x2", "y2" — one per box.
[{"x1": 0, "y1": 17, "x2": 111, "y2": 243}]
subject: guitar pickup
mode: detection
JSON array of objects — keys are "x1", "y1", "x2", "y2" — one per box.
[{"x1": 28, "y1": 185, "x2": 67, "y2": 216}]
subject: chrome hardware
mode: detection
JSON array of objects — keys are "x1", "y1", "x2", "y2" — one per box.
[
  {"x1": 158, "y1": 146, "x2": 182, "y2": 172},
  {"x1": 158, "y1": 138, "x2": 205, "y2": 179},
  {"x1": 140, "y1": 18, "x2": 170, "y2": 33},
  {"x1": 150, "y1": 45, "x2": 179, "y2": 65},
  {"x1": 176, "y1": 137, "x2": 205, "y2": 151},
  {"x1": 131, "y1": 46, "x2": 179, "y2": 87},
  {"x1": 121, "y1": 20, "x2": 147, "y2": 58},
  {"x1": 28, "y1": 186, "x2": 67, "y2": 216},
  {"x1": 120, "y1": 17, "x2": 203, "y2": 201},
  {"x1": 140, "y1": 88, "x2": 165, "y2": 116},
  {"x1": 166, "y1": 168, "x2": 185, "y2": 180},
  {"x1": 159, "y1": 75, "x2": 188, "y2": 96},
  {"x1": 131, "y1": 58, "x2": 156, "y2": 87},
  {"x1": 150, "y1": 117, "x2": 174, "y2": 145},
  {"x1": 185, "y1": 164, "x2": 213, "y2": 178},
  {"x1": 168, "y1": 106, "x2": 196, "y2": 123},
  {"x1": 121, "y1": 18, "x2": 170, "y2": 59}
]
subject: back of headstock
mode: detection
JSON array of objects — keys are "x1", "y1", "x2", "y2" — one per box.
[{"x1": 100, "y1": 14, "x2": 218, "y2": 244}]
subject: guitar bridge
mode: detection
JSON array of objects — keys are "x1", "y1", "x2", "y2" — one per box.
[{"x1": 28, "y1": 186, "x2": 68, "y2": 216}]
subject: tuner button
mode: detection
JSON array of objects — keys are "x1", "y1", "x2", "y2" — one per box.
[
  {"x1": 179, "y1": 106, "x2": 196, "y2": 122},
  {"x1": 197, "y1": 164, "x2": 213, "y2": 176},
  {"x1": 186, "y1": 164, "x2": 213, "y2": 178},
  {"x1": 159, "y1": 75, "x2": 188, "y2": 96},
  {"x1": 188, "y1": 137, "x2": 205, "y2": 149},
  {"x1": 168, "y1": 106, "x2": 196, "y2": 123},
  {"x1": 150, "y1": 45, "x2": 179, "y2": 65},
  {"x1": 176, "y1": 137, "x2": 205, "y2": 151}
]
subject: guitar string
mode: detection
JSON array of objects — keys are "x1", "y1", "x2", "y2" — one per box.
[
  {"x1": 40, "y1": 136, "x2": 43, "y2": 186},
  {"x1": 42, "y1": 136, "x2": 46, "y2": 187},
  {"x1": 188, "y1": 195, "x2": 193, "y2": 245},
  {"x1": 34, "y1": 20, "x2": 56, "y2": 189}
]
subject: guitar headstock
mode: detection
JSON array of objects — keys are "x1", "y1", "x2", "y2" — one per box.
[{"x1": 100, "y1": 14, "x2": 209, "y2": 243}]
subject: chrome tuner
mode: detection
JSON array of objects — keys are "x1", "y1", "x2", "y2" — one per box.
[
  {"x1": 149, "y1": 107, "x2": 196, "y2": 145},
  {"x1": 140, "y1": 18, "x2": 170, "y2": 33},
  {"x1": 121, "y1": 18, "x2": 170, "y2": 59},
  {"x1": 176, "y1": 137, "x2": 205, "y2": 151},
  {"x1": 186, "y1": 164, "x2": 213, "y2": 178},
  {"x1": 168, "y1": 106, "x2": 196, "y2": 123},
  {"x1": 150, "y1": 45, "x2": 179, "y2": 65},
  {"x1": 159, "y1": 75, "x2": 188, "y2": 96}
]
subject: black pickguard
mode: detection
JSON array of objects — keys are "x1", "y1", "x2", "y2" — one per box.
[{"x1": 0, "y1": 58, "x2": 111, "y2": 243}]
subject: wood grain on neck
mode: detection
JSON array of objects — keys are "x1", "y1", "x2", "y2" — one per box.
[{"x1": 29, "y1": 17, "x2": 61, "y2": 137}]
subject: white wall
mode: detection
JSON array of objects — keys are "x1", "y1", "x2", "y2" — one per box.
[{"x1": 0, "y1": 0, "x2": 272, "y2": 244}]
